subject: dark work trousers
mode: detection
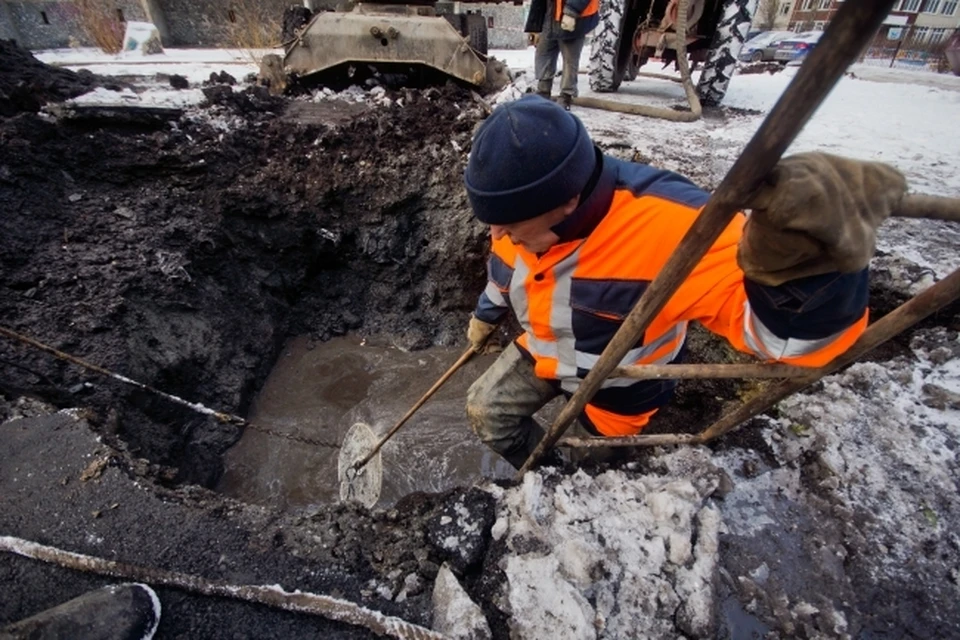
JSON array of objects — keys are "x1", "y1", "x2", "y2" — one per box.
[
  {"x1": 467, "y1": 343, "x2": 601, "y2": 469},
  {"x1": 535, "y1": 31, "x2": 587, "y2": 98}
]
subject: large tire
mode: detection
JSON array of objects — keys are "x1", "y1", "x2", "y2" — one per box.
[
  {"x1": 588, "y1": 0, "x2": 627, "y2": 92},
  {"x1": 695, "y1": 0, "x2": 757, "y2": 106},
  {"x1": 465, "y1": 13, "x2": 488, "y2": 56}
]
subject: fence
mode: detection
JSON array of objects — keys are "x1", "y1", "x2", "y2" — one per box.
[{"x1": 858, "y1": 24, "x2": 959, "y2": 73}]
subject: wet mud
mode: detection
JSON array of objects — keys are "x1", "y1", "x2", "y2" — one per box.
[
  {"x1": 2, "y1": 42, "x2": 958, "y2": 639},
  {"x1": 219, "y1": 335, "x2": 513, "y2": 509}
]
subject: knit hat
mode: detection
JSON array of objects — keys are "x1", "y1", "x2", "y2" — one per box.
[{"x1": 464, "y1": 95, "x2": 596, "y2": 225}]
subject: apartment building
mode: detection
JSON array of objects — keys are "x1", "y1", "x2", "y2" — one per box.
[{"x1": 788, "y1": 0, "x2": 957, "y2": 42}]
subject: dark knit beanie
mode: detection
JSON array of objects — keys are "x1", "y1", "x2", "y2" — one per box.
[{"x1": 464, "y1": 95, "x2": 596, "y2": 225}]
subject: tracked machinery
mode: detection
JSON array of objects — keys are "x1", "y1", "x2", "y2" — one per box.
[{"x1": 258, "y1": 1, "x2": 513, "y2": 95}]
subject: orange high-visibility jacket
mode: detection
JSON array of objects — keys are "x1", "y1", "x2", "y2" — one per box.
[
  {"x1": 473, "y1": 154, "x2": 869, "y2": 437},
  {"x1": 556, "y1": 0, "x2": 599, "y2": 20}
]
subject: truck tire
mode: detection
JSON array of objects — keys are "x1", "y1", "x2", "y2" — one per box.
[
  {"x1": 588, "y1": 0, "x2": 627, "y2": 92},
  {"x1": 695, "y1": 0, "x2": 756, "y2": 106},
  {"x1": 465, "y1": 13, "x2": 488, "y2": 56}
]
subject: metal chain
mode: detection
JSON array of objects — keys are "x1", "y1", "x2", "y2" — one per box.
[
  {"x1": 0, "y1": 325, "x2": 343, "y2": 450},
  {"x1": 242, "y1": 422, "x2": 342, "y2": 449}
]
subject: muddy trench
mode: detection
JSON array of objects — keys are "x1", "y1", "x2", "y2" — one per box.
[{"x1": 0, "y1": 84, "x2": 496, "y2": 486}]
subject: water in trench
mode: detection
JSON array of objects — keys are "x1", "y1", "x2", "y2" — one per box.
[{"x1": 218, "y1": 334, "x2": 516, "y2": 510}]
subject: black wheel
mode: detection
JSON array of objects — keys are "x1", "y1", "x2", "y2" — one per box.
[
  {"x1": 695, "y1": 0, "x2": 755, "y2": 106},
  {"x1": 464, "y1": 13, "x2": 488, "y2": 56},
  {"x1": 588, "y1": 0, "x2": 627, "y2": 92}
]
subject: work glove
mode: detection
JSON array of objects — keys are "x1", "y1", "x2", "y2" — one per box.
[
  {"x1": 467, "y1": 315, "x2": 498, "y2": 353},
  {"x1": 527, "y1": 32, "x2": 540, "y2": 46},
  {"x1": 738, "y1": 152, "x2": 907, "y2": 286},
  {"x1": 560, "y1": 14, "x2": 576, "y2": 31}
]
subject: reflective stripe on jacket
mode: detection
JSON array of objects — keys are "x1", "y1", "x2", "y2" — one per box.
[{"x1": 475, "y1": 155, "x2": 868, "y2": 436}]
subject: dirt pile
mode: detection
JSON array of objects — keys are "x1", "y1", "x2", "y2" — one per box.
[
  {"x1": 0, "y1": 40, "x2": 112, "y2": 117},
  {"x1": 0, "y1": 60, "x2": 489, "y2": 489}
]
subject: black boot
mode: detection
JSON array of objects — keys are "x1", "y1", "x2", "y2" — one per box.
[{"x1": 558, "y1": 93, "x2": 573, "y2": 111}]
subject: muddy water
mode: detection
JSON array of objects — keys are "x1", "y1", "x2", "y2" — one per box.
[{"x1": 218, "y1": 334, "x2": 516, "y2": 510}]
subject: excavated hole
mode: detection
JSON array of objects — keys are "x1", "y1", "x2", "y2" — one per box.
[{"x1": 0, "y1": 88, "x2": 758, "y2": 509}]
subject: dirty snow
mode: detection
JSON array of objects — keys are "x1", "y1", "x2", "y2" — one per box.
[
  {"x1": 483, "y1": 453, "x2": 725, "y2": 638},
  {"x1": 432, "y1": 564, "x2": 492, "y2": 640}
]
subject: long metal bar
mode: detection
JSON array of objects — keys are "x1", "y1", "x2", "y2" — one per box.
[
  {"x1": 614, "y1": 362, "x2": 808, "y2": 380},
  {"x1": 518, "y1": 0, "x2": 899, "y2": 476}
]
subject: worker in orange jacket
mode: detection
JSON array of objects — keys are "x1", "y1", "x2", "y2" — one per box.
[{"x1": 463, "y1": 95, "x2": 907, "y2": 469}]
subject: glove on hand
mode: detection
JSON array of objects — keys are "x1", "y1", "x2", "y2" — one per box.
[
  {"x1": 467, "y1": 316, "x2": 498, "y2": 353},
  {"x1": 560, "y1": 14, "x2": 576, "y2": 31},
  {"x1": 738, "y1": 152, "x2": 907, "y2": 286}
]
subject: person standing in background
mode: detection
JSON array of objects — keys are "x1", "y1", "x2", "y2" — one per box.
[{"x1": 524, "y1": 0, "x2": 599, "y2": 109}]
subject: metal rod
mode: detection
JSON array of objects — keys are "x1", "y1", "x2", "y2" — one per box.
[
  {"x1": 614, "y1": 363, "x2": 808, "y2": 380},
  {"x1": 0, "y1": 325, "x2": 242, "y2": 425},
  {"x1": 559, "y1": 433, "x2": 699, "y2": 448},
  {"x1": 694, "y1": 265, "x2": 960, "y2": 444},
  {"x1": 352, "y1": 346, "x2": 475, "y2": 470},
  {"x1": 0, "y1": 536, "x2": 446, "y2": 640},
  {"x1": 518, "y1": 0, "x2": 899, "y2": 477}
]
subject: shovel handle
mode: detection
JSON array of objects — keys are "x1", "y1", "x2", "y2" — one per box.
[{"x1": 352, "y1": 345, "x2": 476, "y2": 469}]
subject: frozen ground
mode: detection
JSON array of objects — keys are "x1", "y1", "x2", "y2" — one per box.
[{"x1": 15, "y1": 44, "x2": 960, "y2": 638}]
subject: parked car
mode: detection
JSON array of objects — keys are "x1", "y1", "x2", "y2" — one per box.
[
  {"x1": 774, "y1": 31, "x2": 824, "y2": 64},
  {"x1": 739, "y1": 30, "x2": 795, "y2": 63}
]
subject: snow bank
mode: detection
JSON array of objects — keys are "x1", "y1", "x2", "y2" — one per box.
[{"x1": 484, "y1": 451, "x2": 726, "y2": 638}]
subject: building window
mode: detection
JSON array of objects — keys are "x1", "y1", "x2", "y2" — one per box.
[
  {"x1": 925, "y1": 0, "x2": 941, "y2": 12},
  {"x1": 929, "y1": 27, "x2": 948, "y2": 41},
  {"x1": 913, "y1": 25, "x2": 930, "y2": 41},
  {"x1": 780, "y1": 2, "x2": 793, "y2": 15},
  {"x1": 800, "y1": 0, "x2": 813, "y2": 9},
  {"x1": 813, "y1": 20, "x2": 825, "y2": 30},
  {"x1": 896, "y1": 0, "x2": 921, "y2": 11},
  {"x1": 487, "y1": 16, "x2": 494, "y2": 28},
  {"x1": 818, "y1": 0, "x2": 830, "y2": 8},
  {"x1": 941, "y1": 0, "x2": 958, "y2": 14}
]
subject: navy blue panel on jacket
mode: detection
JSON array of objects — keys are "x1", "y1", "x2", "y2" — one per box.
[{"x1": 744, "y1": 269, "x2": 869, "y2": 340}]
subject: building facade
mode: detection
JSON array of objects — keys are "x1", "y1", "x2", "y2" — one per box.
[{"x1": 788, "y1": 0, "x2": 959, "y2": 35}]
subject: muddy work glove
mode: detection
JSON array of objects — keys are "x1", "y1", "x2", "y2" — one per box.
[
  {"x1": 467, "y1": 315, "x2": 498, "y2": 353},
  {"x1": 738, "y1": 152, "x2": 907, "y2": 286},
  {"x1": 560, "y1": 14, "x2": 576, "y2": 31}
]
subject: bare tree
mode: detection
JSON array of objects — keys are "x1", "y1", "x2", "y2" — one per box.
[{"x1": 756, "y1": 0, "x2": 780, "y2": 31}]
